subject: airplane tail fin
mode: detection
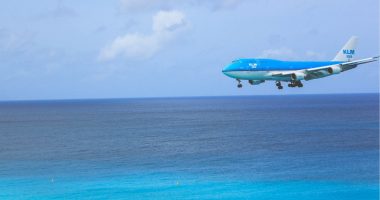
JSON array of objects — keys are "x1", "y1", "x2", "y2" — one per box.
[{"x1": 332, "y1": 36, "x2": 358, "y2": 62}]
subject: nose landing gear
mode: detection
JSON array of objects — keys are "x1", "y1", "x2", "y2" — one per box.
[{"x1": 236, "y1": 79, "x2": 242, "y2": 88}]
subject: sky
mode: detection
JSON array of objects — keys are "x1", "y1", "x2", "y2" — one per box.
[{"x1": 0, "y1": 0, "x2": 379, "y2": 100}]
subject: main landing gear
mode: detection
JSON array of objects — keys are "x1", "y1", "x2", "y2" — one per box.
[
  {"x1": 275, "y1": 81, "x2": 283, "y2": 90},
  {"x1": 236, "y1": 79, "x2": 242, "y2": 88},
  {"x1": 288, "y1": 80, "x2": 303, "y2": 88}
]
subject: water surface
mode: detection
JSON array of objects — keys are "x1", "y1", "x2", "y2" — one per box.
[{"x1": 0, "y1": 94, "x2": 378, "y2": 199}]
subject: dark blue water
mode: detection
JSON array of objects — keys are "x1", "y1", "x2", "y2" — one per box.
[{"x1": 0, "y1": 94, "x2": 378, "y2": 199}]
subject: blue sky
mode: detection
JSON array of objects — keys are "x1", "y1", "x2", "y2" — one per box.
[{"x1": 0, "y1": 0, "x2": 378, "y2": 100}]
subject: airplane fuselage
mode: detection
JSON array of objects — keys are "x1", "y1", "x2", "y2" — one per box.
[{"x1": 222, "y1": 59, "x2": 343, "y2": 81}]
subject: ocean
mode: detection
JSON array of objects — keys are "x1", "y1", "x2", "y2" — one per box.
[{"x1": 0, "y1": 94, "x2": 378, "y2": 199}]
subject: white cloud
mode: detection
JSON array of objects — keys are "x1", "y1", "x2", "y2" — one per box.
[
  {"x1": 99, "y1": 10, "x2": 186, "y2": 61},
  {"x1": 153, "y1": 10, "x2": 186, "y2": 32},
  {"x1": 99, "y1": 34, "x2": 158, "y2": 60}
]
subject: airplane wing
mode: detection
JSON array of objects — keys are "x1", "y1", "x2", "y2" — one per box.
[
  {"x1": 271, "y1": 56, "x2": 379, "y2": 80},
  {"x1": 340, "y1": 56, "x2": 379, "y2": 66},
  {"x1": 307, "y1": 56, "x2": 379, "y2": 73}
]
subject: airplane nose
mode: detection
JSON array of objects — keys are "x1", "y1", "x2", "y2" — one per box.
[
  {"x1": 222, "y1": 66, "x2": 234, "y2": 77},
  {"x1": 222, "y1": 65, "x2": 231, "y2": 73},
  {"x1": 222, "y1": 68, "x2": 229, "y2": 75}
]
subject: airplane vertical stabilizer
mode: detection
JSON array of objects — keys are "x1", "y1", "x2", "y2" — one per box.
[{"x1": 332, "y1": 36, "x2": 358, "y2": 62}]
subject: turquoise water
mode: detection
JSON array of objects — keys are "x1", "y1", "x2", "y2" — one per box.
[
  {"x1": 0, "y1": 94, "x2": 378, "y2": 199},
  {"x1": 1, "y1": 176, "x2": 378, "y2": 199}
]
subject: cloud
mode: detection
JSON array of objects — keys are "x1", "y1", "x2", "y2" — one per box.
[
  {"x1": 99, "y1": 10, "x2": 187, "y2": 61},
  {"x1": 119, "y1": 0, "x2": 245, "y2": 12},
  {"x1": 152, "y1": 10, "x2": 186, "y2": 32}
]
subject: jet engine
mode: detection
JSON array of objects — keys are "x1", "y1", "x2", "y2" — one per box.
[
  {"x1": 291, "y1": 72, "x2": 306, "y2": 80},
  {"x1": 327, "y1": 66, "x2": 342, "y2": 75},
  {"x1": 249, "y1": 80, "x2": 265, "y2": 85}
]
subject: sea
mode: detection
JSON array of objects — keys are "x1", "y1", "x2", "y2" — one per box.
[{"x1": 0, "y1": 94, "x2": 378, "y2": 200}]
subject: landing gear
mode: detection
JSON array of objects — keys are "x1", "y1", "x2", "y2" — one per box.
[
  {"x1": 298, "y1": 82, "x2": 303, "y2": 88},
  {"x1": 275, "y1": 81, "x2": 283, "y2": 90},
  {"x1": 237, "y1": 79, "x2": 242, "y2": 88},
  {"x1": 288, "y1": 80, "x2": 303, "y2": 88}
]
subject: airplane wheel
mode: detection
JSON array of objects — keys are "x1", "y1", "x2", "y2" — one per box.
[
  {"x1": 298, "y1": 83, "x2": 303, "y2": 87},
  {"x1": 278, "y1": 86, "x2": 283, "y2": 90},
  {"x1": 288, "y1": 84, "x2": 293, "y2": 87},
  {"x1": 237, "y1": 84, "x2": 243, "y2": 88}
]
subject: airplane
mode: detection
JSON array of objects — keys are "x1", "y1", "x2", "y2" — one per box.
[{"x1": 222, "y1": 36, "x2": 379, "y2": 89}]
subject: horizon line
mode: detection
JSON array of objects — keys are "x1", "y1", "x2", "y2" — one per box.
[{"x1": 0, "y1": 92, "x2": 378, "y2": 103}]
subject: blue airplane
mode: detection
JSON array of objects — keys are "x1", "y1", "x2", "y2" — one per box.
[{"x1": 222, "y1": 36, "x2": 378, "y2": 89}]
